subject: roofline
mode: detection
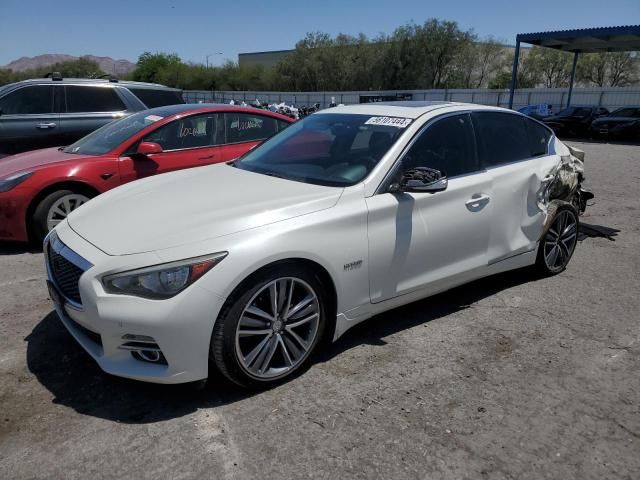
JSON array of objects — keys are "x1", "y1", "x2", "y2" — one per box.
[
  {"x1": 0, "y1": 78, "x2": 182, "y2": 91},
  {"x1": 515, "y1": 25, "x2": 640, "y2": 53},
  {"x1": 517, "y1": 25, "x2": 640, "y2": 42},
  {"x1": 238, "y1": 41, "x2": 531, "y2": 59},
  {"x1": 238, "y1": 49, "x2": 294, "y2": 56},
  {"x1": 152, "y1": 103, "x2": 295, "y2": 120}
]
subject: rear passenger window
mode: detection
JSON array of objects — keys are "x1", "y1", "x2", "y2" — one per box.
[
  {"x1": 472, "y1": 112, "x2": 530, "y2": 167},
  {"x1": 65, "y1": 86, "x2": 126, "y2": 113},
  {"x1": 0, "y1": 85, "x2": 53, "y2": 114},
  {"x1": 402, "y1": 114, "x2": 478, "y2": 178},
  {"x1": 525, "y1": 119, "x2": 552, "y2": 157},
  {"x1": 143, "y1": 113, "x2": 222, "y2": 150},
  {"x1": 225, "y1": 113, "x2": 278, "y2": 143},
  {"x1": 128, "y1": 88, "x2": 184, "y2": 108}
]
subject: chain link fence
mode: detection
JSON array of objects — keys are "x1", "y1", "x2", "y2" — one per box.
[{"x1": 183, "y1": 87, "x2": 640, "y2": 112}]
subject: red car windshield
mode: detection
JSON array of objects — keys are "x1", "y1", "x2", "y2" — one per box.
[{"x1": 64, "y1": 110, "x2": 166, "y2": 155}]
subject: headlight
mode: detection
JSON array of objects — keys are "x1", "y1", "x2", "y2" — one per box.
[
  {"x1": 0, "y1": 171, "x2": 33, "y2": 192},
  {"x1": 102, "y1": 252, "x2": 227, "y2": 299}
]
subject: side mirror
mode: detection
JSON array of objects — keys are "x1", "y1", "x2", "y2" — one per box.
[
  {"x1": 136, "y1": 141, "x2": 162, "y2": 156},
  {"x1": 389, "y1": 167, "x2": 448, "y2": 194}
]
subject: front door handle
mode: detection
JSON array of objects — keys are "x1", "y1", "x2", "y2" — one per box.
[
  {"x1": 37, "y1": 122, "x2": 57, "y2": 129},
  {"x1": 199, "y1": 154, "x2": 216, "y2": 161},
  {"x1": 465, "y1": 194, "x2": 491, "y2": 210}
]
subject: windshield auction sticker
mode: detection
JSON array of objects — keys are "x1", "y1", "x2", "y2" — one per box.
[{"x1": 364, "y1": 116, "x2": 412, "y2": 128}]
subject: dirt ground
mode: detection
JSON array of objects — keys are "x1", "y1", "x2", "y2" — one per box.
[{"x1": 0, "y1": 141, "x2": 638, "y2": 480}]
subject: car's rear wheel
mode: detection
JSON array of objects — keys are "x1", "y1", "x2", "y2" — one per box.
[
  {"x1": 536, "y1": 205, "x2": 579, "y2": 275},
  {"x1": 32, "y1": 190, "x2": 92, "y2": 244},
  {"x1": 211, "y1": 265, "x2": 326, "y2": 389}
]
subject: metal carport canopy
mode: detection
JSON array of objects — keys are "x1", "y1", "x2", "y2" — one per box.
[{"x1": 508, "y1": 25, "x2": 640, "y2": 109}]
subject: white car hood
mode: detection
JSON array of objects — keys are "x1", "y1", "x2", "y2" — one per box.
[{"x1": 67, "y1": 163, "x2": 343, "y2": 255}]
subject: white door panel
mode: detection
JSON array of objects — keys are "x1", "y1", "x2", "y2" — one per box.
[
  {"x1": 486, "y1": 154, "x2": 560, "y2": 264},
  {"x1": 366, "y1": 172, "x2": 492, "y2": 303}
]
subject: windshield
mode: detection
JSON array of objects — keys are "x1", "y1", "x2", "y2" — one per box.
[
  {"x1": 63, "y1": 111, "x2": 165, "y2": 155},
  {"x1": 234, "y1": 113, "x2": 411, "y2": 187},
  {"x1": 556, "y1": 107, "x2": 592, "y2": 118}
]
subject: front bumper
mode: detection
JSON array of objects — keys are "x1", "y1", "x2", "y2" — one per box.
[
  {"x1": 0, "y1": 188, "x2": 30, "y2": 242},
  {"x1": 45, "y1": 223, "x2": 227, "y2": 384}
]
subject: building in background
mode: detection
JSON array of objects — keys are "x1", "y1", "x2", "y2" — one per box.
[{"x1": 238, "y1": 49, "x2": 294, "y2": 68}]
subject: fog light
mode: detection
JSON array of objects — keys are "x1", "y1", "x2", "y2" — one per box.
[
  {"x1": 118, "y1": 335, "x2": 167, "y2": 365},
  {"x1": 132, "y1": 350, "x2": 166, "y2": 364}
]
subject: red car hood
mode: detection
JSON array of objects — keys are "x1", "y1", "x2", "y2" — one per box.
[{"x1": 0, "y1": 147, "x2": 97, "y2": 177}]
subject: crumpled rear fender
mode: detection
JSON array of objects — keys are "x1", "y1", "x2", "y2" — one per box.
[{"x1": 538, "y1": 143, "x2": 591, "y2": 238}]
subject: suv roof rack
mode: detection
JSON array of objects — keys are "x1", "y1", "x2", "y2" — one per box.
[
  {"x1": 98, "y1": 74, "x2": 119, "y2": 83},
  {"x1": 45, "y1": 72, "x2": 63, "y2": 81}
]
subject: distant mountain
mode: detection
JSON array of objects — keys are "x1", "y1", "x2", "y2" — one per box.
[{"x1": 2, "y1": 54, "x2": 136, "y2": 75}]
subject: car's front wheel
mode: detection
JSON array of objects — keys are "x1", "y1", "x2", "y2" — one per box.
[
  {"x1": 211, "y1": 265, "x2": 327, "y2": 388},
  {"x1": 32, "y1": 189, "x2": 92, "y2": 244}
]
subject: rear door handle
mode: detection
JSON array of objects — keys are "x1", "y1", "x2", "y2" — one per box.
[
  {"x1": 199, "y1": 154, "x2": 216, "y2": 161},
  {"x1": 465, "y1": 194, "x2": 491, "y2": 210},
  {"x1": 37, "y1": 122, "x2": 57, "y2": 129}
]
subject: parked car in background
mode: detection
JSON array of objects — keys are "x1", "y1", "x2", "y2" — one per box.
[
  {"x1": 518, "y1": 104, "x2": 553, "y2": 120},
  {"x1": 590, "y1": 106, "x2": 640, "y2": 141},
  {"x1": 43, "y1": 102, "x2": 592, "y2": 388},
  {"x1": 0, "y1": 104, "x2": 292, "y2": 243},
  {"x1": 0, "y1": 75, "x2": 184, "y2": 157},
  {"x1": 542, "y1": 105, "x2": 609, "y2": 137}
]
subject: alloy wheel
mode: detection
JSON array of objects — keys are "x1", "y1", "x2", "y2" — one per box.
[
  {"x1": 46, "y1": 194, "x2": 90, "y2": 231},
  {"x1": 235, "y1": 277, "x2": 320, "y2": 379},
  {"x1": 543, "y1": 210, "x2": 578, "y2": 272}
]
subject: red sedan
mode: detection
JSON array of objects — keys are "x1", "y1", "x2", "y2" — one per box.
[{"x1": 0, "y1": 105, "x2": 293, "y2": 243}]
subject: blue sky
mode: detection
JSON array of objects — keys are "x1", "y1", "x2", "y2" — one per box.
[{"x1": 1, "y1": 0, "x2": 638, "y2": 66}]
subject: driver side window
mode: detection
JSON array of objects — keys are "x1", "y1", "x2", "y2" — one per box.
[{"x1": 402, "y1": 114, "x2": 478, "y2": 178}]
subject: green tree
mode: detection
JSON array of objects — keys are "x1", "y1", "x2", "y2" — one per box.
[
  {"x1": 51, "y1": 57, "x2": 104, "y2": 78},
  {"x1": 133, "y1": 52, "x2": 182, "y2": 84},
  {"x1": 455, "y1": 37, "x2": 510, "y2": 88},
  {"x1": 521, "y1": 46, "x2": 573, "y2": 88},
  {"x1": 578, "y1": 52, "x2": 638, "y2": 86},
  {"x1": 0, "y1": 58, "x2": 105, "y2": 86}
]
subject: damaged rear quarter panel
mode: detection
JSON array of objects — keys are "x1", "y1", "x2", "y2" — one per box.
[
  {"x1": 486, "y1": 138, "x2": 589, "y2": 264},
  {"x1": 486, "y1": 147, "x2": 562, "y2": 264},
  {"x1": 540, "y1": 142, "x2": 588, "y2": 231}
]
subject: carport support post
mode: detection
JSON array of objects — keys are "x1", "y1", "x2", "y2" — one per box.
[
  {"x1": 566, "y1": 51, "x2": 579, "y2": 108},
  {"x1": 508, "y1": 40, "x2": 521, "y2": 110}
]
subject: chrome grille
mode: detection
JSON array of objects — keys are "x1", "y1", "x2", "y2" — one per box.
[{"x1": 48, "y1": 241, "x2": 84, "y2": 305}]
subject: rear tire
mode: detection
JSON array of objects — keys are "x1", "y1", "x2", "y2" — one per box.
[
  {"x1": 211, "y1": 264, "x2": 327, "y2": 389},
  {"x1": 32, "y1": 190, "x2": 92, "y2": 245},
  {"x1": 535, "y1": 204, "x2": 579, "y2": 275}
]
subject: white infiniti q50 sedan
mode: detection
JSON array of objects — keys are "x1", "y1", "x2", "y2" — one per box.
[{"x1": 44, "y1": 102, "x2": 592, "y2": 388}]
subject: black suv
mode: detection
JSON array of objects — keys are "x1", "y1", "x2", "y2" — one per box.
[{"x1": 0, "y1": 75, "x2": 184, "y2": 157}]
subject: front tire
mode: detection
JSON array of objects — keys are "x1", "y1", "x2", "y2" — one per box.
[
  {"x1": 32, "y1": 190, "x2": 92, "y2": 244},
  {"x1": 211, "y1": 265, "x2": 327, "y2": 389},
  {"x1": 536, "y1": 205, "x2": 579, "y2": 275}
]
